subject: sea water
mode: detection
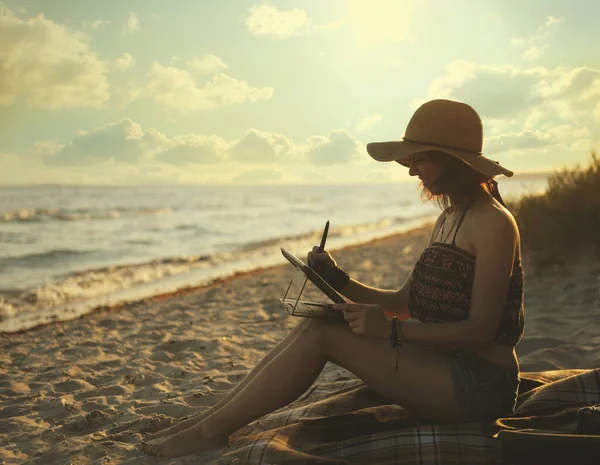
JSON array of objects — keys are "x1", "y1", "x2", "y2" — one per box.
[{"x1": 0, "y1": 176, "x2": 547, "y2": 332}]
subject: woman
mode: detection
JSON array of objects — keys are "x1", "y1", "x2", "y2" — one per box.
[{"x1": 141, "y1": 99, "x2": 524, "y2": 457}]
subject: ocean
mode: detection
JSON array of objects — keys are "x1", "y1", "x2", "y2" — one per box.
[{"x1": 0, "y1": 176, "x2": 548, "y2": 332}]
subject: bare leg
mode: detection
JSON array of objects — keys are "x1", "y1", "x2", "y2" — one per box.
[
  {"x1": 141, "y1": 319, "x2": 460, "y2": 457},
  {"x1": 141, "y1": 319, "x2": 326, "y2": 456},
  {"x1": 145, "y1": 318, "x2": 311, "y2": 440}
]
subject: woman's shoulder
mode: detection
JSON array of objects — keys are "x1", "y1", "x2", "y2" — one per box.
[
  {"x1": 468, "y1": 200, "x2": 519, "y2": 244},
  {"x1": 472, "y1": 199, "x2": 517, "y2": 227}
]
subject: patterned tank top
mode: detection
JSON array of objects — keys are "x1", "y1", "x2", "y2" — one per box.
[{"x1": 408, "y1": 208, "x2": 525, "y2": 345}]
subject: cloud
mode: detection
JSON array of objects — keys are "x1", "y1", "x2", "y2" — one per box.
[
  {"x1": 228, "y1": 129, "x2": 294, "y2": 164},
  {"x1": 545, "y1": 16, "x2": 563, "y2": 27},
  {"x1": 484, "y1": 126, "x2": 592, "y2": 161},
  {"x1": 0, "y1": 8, "x2": 109, "y2": 108},
  {"x1": 485, "y1": 129, "x2": 554, "y2": 154},
  {"x1": 187, "y1": 54, "x2": 228, "y2": 74},
  {"x1": 522, "y1": 45, "x2": 544, "y2": 61},
  {"x1": 46, "y1": 119, "x2": 167, "y2": 166},
  {"x1": 38, "y1": 117, "x2": 370, "y2": 170},
  {"x1": 244, "y1": 4, "x2": 338, "y2": 39},
  {"x1": 308, "y1": 129, "x2": 363, "y2": 165},
  {"x1": 31, "y1": 140, "x2": 63, "y2": 157},
  {"x1": 115, "y1": 53, "x2": 135, "y2": 71},
  {"x1": 125, "y1": 12, "x2": 139, "y2": 34},
  {"x1": 426, "y1": 61, "x2": 600, "y2": 125},
  {"x1": 135, "y1": 62, "x2": 273, "y2": 112},
  {"x1": 426, "y1": 62, "x2": 539, "y2": 119},
  {"x1": 545, "y1": 125, "x2": 592, "y2": 152},
  {"x1": 27, "y1": 116, "x2": 376, "y2": 185},
  {"x1": 485, "y1": 125, "x2": 593, "y2": 171},
  {"x1": 245, "y1": 4, "x2": 312, "y2": 38},
  {"x1": 156, "y1": 134, "x2": 227, "y2": 165},
  {"x1": 90, "y1": 19, "x2": 110, "y2": 30},
  {"x1": 511, "y1": 15, "x2": 564, "y2": 61},
  {"x1": 356, "y1": 114, "x2": 383, "y2": 132}
]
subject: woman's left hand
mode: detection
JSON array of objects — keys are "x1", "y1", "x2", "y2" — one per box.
[{"x1": 333, "y1": 303, "x2": 390, "y2": 338}]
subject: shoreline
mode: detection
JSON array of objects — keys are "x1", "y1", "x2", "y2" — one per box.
[{"x1": 1, "y1": 218, "x2": 436, "y2": 334}]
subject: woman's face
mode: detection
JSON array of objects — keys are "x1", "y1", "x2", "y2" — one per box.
[{"x1": 407, "y1": 151, "x2": 444, "y2": 194}]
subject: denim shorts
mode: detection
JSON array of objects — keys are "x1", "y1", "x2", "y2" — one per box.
[{"x1": 442, "y1": 350, "x2": 520, "y2": 422}]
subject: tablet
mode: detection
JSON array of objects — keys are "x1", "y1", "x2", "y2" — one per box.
[{"x1": 280, "y1": 247, "x2": 349, "y2": 304}]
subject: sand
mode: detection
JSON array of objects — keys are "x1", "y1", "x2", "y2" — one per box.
[{"x1": 1, "y1": 225, "x2": 599, "y2": 464}]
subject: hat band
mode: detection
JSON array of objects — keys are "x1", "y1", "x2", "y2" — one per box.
[{"x1": 402, "y1": 137, "x2": 482, "y2": 156}]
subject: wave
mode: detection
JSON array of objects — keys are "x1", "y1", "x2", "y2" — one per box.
[
  {"x1": 26, "y1": 215, "x2": 420, "y2": 301},
  {"x1": 0, "y1": 214, "x2": 437, "y2": 332},
  {"x1": 236, "y1": 215, "x2": 413, "y2": 252},
  {"x1": 0, "y1": 207, "x2": 173, "y2": 223},
  {"x1": 0, "y1": 252, "x2": 219, "y2": 324},
  {"x1": 0, "y1": 249, "x2": 92, "y2": 268},
  {"x1": 0, "y1": 231, "x2": 35, "y2": 244}
]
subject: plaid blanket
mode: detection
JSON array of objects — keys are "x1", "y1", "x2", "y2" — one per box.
[{"x1": 216, "y1": 368, "x2": 600, "y2": 465}]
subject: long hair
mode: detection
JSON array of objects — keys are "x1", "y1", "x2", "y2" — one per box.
[{"x1": 420, "y1": 151, "x2": 503, "y2": 210}]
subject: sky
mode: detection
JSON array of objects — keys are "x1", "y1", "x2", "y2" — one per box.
[{"x1": 1, "y1": 0, "x2": 599, "y2": 185}]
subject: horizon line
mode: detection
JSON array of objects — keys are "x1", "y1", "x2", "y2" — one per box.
[{"x1": 0, "y1": 171, "x2": 553, "y2": 189}]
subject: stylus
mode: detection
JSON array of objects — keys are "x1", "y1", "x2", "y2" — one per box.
[{"x1": 318, "y1": 221, "x2": 330, "y2": 252}]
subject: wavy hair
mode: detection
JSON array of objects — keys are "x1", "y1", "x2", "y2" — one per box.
[{"x1": 420, "y1": 151, "x2": 498, "y2": 211}]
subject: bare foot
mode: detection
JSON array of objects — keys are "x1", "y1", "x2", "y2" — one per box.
[
  {"x1": 139, "y1": 422, "x2": 229, "y2": 457},
  {"x1": 144, "y1": 414, "x2": 201, "y2": 441}
]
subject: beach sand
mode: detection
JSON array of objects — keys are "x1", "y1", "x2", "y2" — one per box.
[{"x1": 2, "y1": 225, "x2": 599, "y2": 464}]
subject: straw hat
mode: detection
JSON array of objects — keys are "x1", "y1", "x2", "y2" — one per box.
[{"x1": 366, "y1": 99, "x2": 513, "y2": 177}]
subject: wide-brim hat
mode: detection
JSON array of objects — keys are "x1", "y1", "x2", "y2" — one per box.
[{"x1": 366, "y1": 99, "x2": 513, "y2": 177}]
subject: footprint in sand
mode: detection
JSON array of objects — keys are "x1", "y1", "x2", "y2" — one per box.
[
  {"x1": 53, "y1": 378, "x2": 96, "y2": 394},
  {"x1": 156, "y1": 338, "x2": 210, "y2": 353},
  {"x1": 38, "y1": 396, "x2": 80, "y2": 421},
  {"x1": 75, "y1": 384, "x2": 133, "y2": 401},
  {"x1": 65, "y1": 409, "x2": 114, "y2": 433},
  {"x1": 107, "y1": 413, "x2": 175, "y2": 436}
]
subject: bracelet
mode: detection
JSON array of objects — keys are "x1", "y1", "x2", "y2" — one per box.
[{"x1": 390, "y1": 316, "x2": 403, "y2": 372}]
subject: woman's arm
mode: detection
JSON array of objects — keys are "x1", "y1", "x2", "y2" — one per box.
[
  {"x1": 341, "y1": 214, "x2": 446, "y2": 319},
  {"x1": 341, "y1": 274, "x2": 412, "y2": 319},
  {"x1": 400, "y1": 208, "x2": 518, "y2": 349}
]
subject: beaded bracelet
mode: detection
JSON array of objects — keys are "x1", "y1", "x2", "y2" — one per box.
[{"x1": 390, "y1": 316, "x2": 403, "y2": 372}]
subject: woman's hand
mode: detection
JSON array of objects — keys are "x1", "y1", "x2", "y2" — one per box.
[
  {"x1": 307, "y1": 246, "x2": 337, "y2": 269},
  {"x1": 333, "y1": 303, "x2": 390, "y2": 338}
]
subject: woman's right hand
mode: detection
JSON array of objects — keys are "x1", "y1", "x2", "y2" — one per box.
[{"x1": 307, "y1": 246, "x2": 338, "y2": 270}]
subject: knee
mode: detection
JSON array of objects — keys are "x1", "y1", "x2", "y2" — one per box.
[
  {"x1": 299, "y1": 318, "x2": 327, "y2": 348},
  {"x1": 303, "y1": 318, "x2": 342, "y2": 355}
]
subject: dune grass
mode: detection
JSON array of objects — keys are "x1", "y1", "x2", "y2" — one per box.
[{"x1": 507, "y1": 152, "x2": 600, "y2": 269}]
